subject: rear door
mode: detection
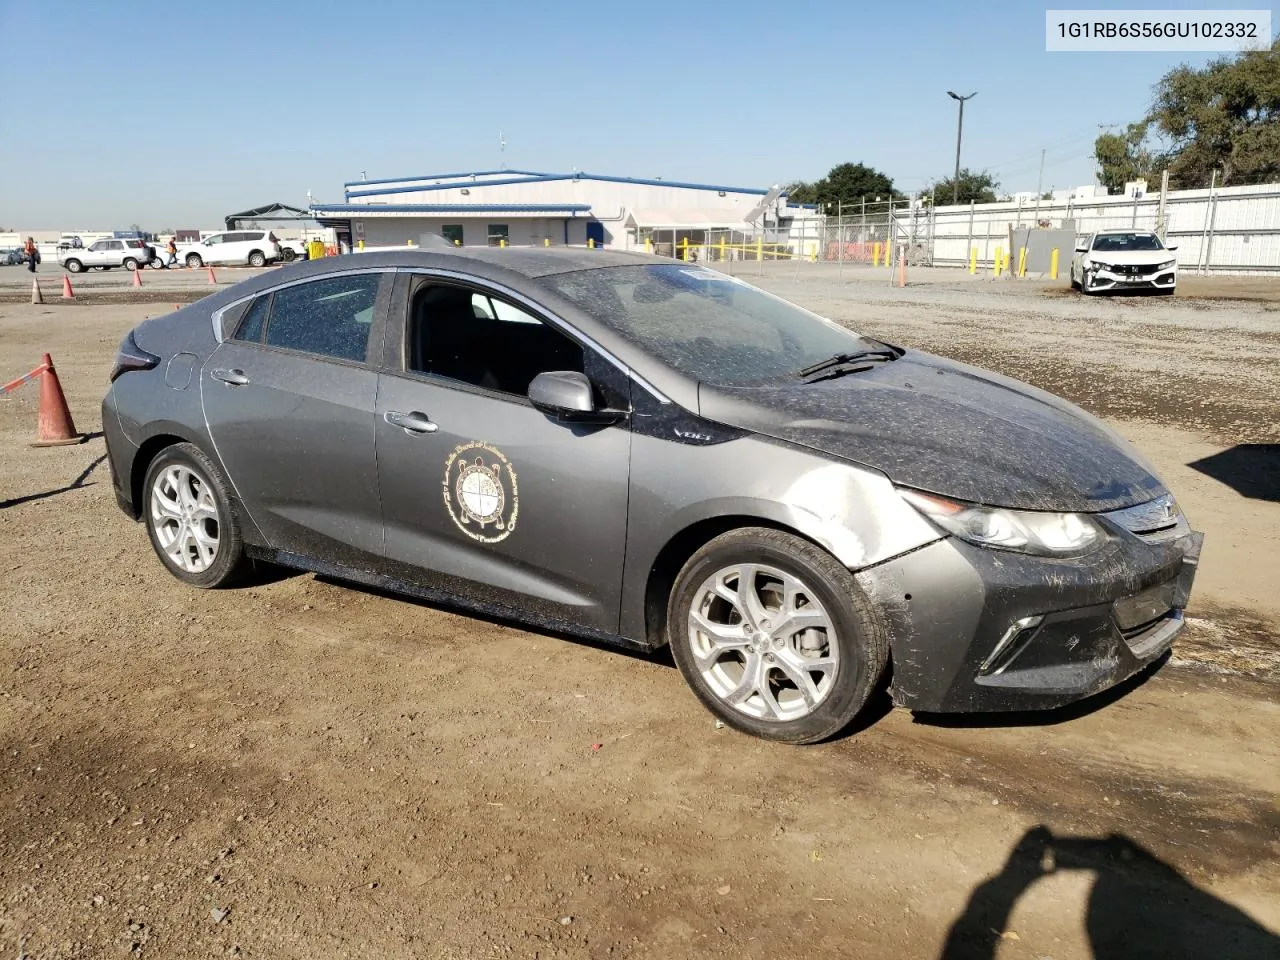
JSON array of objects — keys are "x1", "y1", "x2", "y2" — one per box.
[
  {"x1": 373, "y1": 273, "x2": 632, "y2": 633},
  {"x1": 200, "y1": 270, "x2": 392, "y2": 565}
]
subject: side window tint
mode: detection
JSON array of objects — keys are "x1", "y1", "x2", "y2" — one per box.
[
  {"x1": 408, "y1": 284, "x2": 583, "y2": 396},
  {"x1": 264, "y1": 274, "x2": 381, "y2": 363},
  {"x1": 234, "y1": 294, "x2": 271, "y2": 342}
]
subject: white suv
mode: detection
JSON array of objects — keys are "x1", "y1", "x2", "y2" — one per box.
[
  {"x1": 179, "y1": 230, "x2": 283, "y2": 268},
  {"x1": 59, "y1": 238, "x2": 153, "y2": 273}
]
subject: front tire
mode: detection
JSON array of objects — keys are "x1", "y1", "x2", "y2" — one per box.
[
  {"x1": 667, "y1": 528, "x2": 889, "y2": 744},
  {"x1": 64, "y1": 259, "x2": 83, "y2": 273},
  {"x1": 142, "y1": 443, "x2": 248, "y2": 589},
  {"x1": 186, "y1": 253, "x2": 203, "y2": 268},
  {"x1": 248, "y1": 250, "x2": 266, "y2": 268}
]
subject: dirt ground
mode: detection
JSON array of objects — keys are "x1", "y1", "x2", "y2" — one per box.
[{"x1": 1, "y1": 272, "x2": 1278, "y2": 959}]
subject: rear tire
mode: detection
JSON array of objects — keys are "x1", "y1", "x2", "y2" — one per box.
[
  {"x1": 142, "y1": 442, "x2": 248, "y2": 589},
  {"x1": 185, "y1": 253, "x2": 203, "y2": 268},
  {"x1": 123, "y1": 257, "x2": 139, "y2": 272},
  {"x1": 248, "y1": 250, "x2": 266, "y2": 268},
  {"x1": 667, "y1": 527, "x2": 889, "y2": 744}
]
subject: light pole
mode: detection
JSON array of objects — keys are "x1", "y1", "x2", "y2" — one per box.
[{"x1": 946, "y1": 91, "x2": 977, "y2": 205}]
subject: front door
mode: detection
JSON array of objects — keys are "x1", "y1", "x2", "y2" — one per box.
[
  {"x1": 374, "y1": 276, "x2": 631, "y2": 633},
  {"x1": 200, "y1": 270, "x2": 390, "y2": 564}
]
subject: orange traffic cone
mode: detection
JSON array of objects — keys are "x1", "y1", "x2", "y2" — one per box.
[
  {"x1": 206, "y1": 266, "x2": 217, "y2": 285},
  {"x1": 131, "y1": 267, "x2": 143, "y2": 288},
  {"x1": 32, "y1": 353, "x2": 82, "y2": 447},
  {"x1": 62, "y1": 275, "x2": 75, "y2": 299},
  {"x1": 31, "y1": 278, "x2": 43, "y2": 304}
]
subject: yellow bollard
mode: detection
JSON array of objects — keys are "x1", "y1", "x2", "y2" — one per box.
[
  {"x1": 1050, "y1": 247, "x2": 1060, "y2": 280},
  {"x1": 994, "y1": 245, "x2": 1003, "y2": 277},
  {"x1": 680, "y1": 237, "x2": 688, "y2": 261},
  {"x1": 500, "y1": 238, "x2": 506, "y2": 248},
  {"x1": 969, "y1": 247, "x2": 976, "y2": 274},
  {"x1": 756, "y1": 237, "x2": 763, "y2": 262},
  {"x1": 719, "y1": 237, "x2": 726, "y2": 262},
  {"x1": 1017, "y1": 247, "x2": 1027, "y2": 278},
  {"x1": 873, "y1": 242, "x2": 881, "y2": 266},
  {"x1": 588, "y1": 237, "x2": 595, "y2": 249},
  {"x1": 455, "y1": 239, "x2": 461, "y2": 246},
  {"x1": 358, "y1": 239, "x2": 364, "y2": 251},
  {"x1": 645, "y1": 236, "x2": 652, "y2": 254},
  {"x1": 543, "y1": 237, "x2": 550, "y2": 247}
]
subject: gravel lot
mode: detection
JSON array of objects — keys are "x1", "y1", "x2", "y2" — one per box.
[{"x1": 1, "y1": 265, "x2": 1278, "y2": 959}]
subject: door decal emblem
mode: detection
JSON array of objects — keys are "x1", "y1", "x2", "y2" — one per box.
[{"x1": 443, "y1": 441, "x2": 519, "y2": 543}]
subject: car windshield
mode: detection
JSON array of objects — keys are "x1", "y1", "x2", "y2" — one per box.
[
  {"x1": 1092, "y1": 233, "x2": 1164, "y2": 252},
  {"x1": 538, "y1": 264, "x2": 873, "y2": 386}
]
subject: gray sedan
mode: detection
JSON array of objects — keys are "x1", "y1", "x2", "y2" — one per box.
[{"x1": 102, "y1": 249, "x2": 1202, "y2": 743}]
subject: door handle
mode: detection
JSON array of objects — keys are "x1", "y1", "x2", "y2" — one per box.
[
  {"x1": 385, "y1": 410, "x2": 439, "y2": 435},
  {"x1": 211, "y1": 368, "x2": 249, "y2": 386}
]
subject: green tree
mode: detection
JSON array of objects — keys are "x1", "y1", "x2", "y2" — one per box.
[
  {"x1": 1149, "y1": 37, "x2": 1280, "y2": 187},
  {"x1": 1094, "y1": 121, "x2": 1160, "y2": 193},
  {"x1": 785, "y1": 162, "x2": 899, "y2": 209},
  {"x1": 926, "y1": 169, "x2": 1000, "y2": 204}
]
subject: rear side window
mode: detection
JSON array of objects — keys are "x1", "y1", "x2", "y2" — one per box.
[
  {"x1": 264, "y1": 274, "x2": 381, "y2": 363},
  {"x1": 234, "y1": 294, "x2": 271, "y2": 342}
]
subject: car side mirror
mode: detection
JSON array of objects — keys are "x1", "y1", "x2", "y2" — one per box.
[
  {"x1": 1166, "y1": 245, "x2": 1178, "y2": 252},
  {"x1": 1074, "y1": 243, "x2": 1088, "y2": 253},
  {"x1": 529, "y1": 371, "x2": 597, "y2": 416}
]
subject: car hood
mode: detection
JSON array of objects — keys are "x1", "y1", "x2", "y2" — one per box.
[
  {"x1": 697, "y1": 351, "x2": 1165, "y2": 513},
  {"x1": 1086, "y1": 250, "x2": 1174, "y2": 265}
]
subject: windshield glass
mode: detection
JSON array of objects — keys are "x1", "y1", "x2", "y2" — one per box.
[
  {"x1": 538, "y1": 264, "x2": 871, "y2": 385},
  {"x1": 1092, "y1": 233, "x2": 1164, "y2": 252}
]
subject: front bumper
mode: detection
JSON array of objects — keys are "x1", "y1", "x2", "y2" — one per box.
[
  {"x1": 1087, "y1": 266, "x2": 1176, "y2": 291},
  {"x1": 856, "y1": 525, "x2": 1203, "y2": 713}
]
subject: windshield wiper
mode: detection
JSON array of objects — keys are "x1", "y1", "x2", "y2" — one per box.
[{"x1": 797, "y1": 349, "x2": 899, "y2": 383}]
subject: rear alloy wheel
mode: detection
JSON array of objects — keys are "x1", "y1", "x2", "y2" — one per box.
[
  {"x1": 123, "y1": 257, "x2": 139, "y2": 272},
  {"x1": 64, "y1": 259, "x2": 83, "y2": 273},
  {"x1": 668, "y1": 528, "x2": 889, "y2": 744},
  {"x1": 185, "y1": 253, "x2": 203, "y2": 269},
  {"x1": 248, "y1": 250, "x2": 266, "y2": 268},
  {"x1": 143, "y1": 442, "x2": 248, "y2": 588}
]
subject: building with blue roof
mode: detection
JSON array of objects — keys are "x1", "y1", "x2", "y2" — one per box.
[{"x1": 310, "y1": 168, "x2": 822, "y2": 253}]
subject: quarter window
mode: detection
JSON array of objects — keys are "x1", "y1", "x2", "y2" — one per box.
[
  {"x1": 234, "y1": 294, "x2": 271, "y2": 342},
  {"x1": 407, "y1": 283, "x2": 583, "y2": 396},
  {"x1": 486, "y1": 224, "x2": 509, "y2": 247},
  {"x1": 264, "y1": 274, "x2": 381, "y2": 363}
]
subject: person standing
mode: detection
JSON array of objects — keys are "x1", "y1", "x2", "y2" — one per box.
[
  {"x1": 166, "y1": 237, "x2": 178, "y2": 267},
  {"x1": 23, "y1": 236, "x2": 39, "y2": 273}
]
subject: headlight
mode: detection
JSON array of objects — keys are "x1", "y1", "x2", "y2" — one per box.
[
  {"x1": 1088, "y1": 260, "x2": 1110, "y2": 272},
  {"x1": 1157, "y1": 260, "x2": 1175, "y2": 270},
  {"x1": 899, "y1": 489, "x2": 1105, "y2": 557}
]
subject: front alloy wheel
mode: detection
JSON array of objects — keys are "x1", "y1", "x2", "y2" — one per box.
[
  {"x1": 143, "y1": 443, "x2": 247, "y2": 588},
  {"x1": 668, "y1": 528, "x2": 889, "y2": 743}
]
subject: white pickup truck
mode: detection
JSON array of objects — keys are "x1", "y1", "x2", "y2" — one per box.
[{"x1": 58, "y1": 238, "x2": 154, "y2": 273}]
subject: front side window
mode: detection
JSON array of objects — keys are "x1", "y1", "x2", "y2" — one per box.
[
  {"x1": 263, "y1": 274, "x2": 381, "y2": 363},
  {"x1": 442, "y1": 224, "x2": 464, "y2": 247},
  {"x1": 205, "y1": 234, "x2": 224, "y2": 245},
  {"x1": 539, "y1": 264, "x2": 874, "y2": 386},
  {"x1": 89, "y1": 241, "x2": 107, "y2": 252},
  {"x1": 407, "y1": 282, "x2": 583, "y2": 396},
  {"x1": 486, "y1": 224, "x2": 509, "y2": 247}
]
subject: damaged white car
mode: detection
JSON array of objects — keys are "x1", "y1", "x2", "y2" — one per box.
[{"x1": 1071, "y1": 230, "x2": 1178, "y2": 295}]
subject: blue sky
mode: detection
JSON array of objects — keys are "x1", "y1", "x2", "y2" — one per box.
[{"x1": 0, "y1": 0, "x2": 1265, "y2": 229}]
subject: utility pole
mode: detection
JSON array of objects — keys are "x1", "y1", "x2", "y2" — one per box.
[
  {"x1": 1033, "y1": 148, "x2": 1046, "y2": 224},
  {"x1": 947, "y1": 91, "x2": 978, "y2": 205}
]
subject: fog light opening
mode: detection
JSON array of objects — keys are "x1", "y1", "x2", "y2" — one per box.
[{"x1": 980, "y1": 615, "x2": 1044, "y2": 676}]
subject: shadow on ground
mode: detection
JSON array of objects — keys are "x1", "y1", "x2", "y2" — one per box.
[
  {"x1": 0, "y1": 440, "x2": 106, "y2": 509},
  {"x1": 939, "y1": 826, "x2": 1279, "y2": 959},
  {"x1": 1187, "y1": 444, "x2": 1280, "y2": 502}
]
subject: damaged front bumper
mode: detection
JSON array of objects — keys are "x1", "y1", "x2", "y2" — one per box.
[{"x1": 856, "y1": 516, "x2": 1203, "y2": 713}]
